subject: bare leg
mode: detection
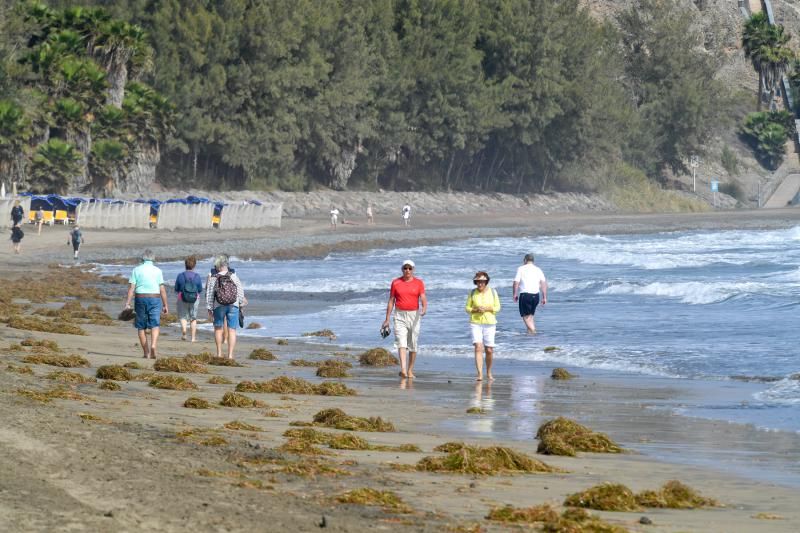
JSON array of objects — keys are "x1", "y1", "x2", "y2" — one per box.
[
  {"x1": 150, "y1": 327, "x2": 160, "y2": 358},
  {"x1": 485, "y1": 346, "x2": 494, "y2": 381},
  {"x1": 222, "y1": 322, "x2": 229, "y2": 345},
  {"x1": 214, "y1": 327, "x2": 224, "y2": 358},
  {"x1": 407, "y1": 351, "x2": 417, "y2": 378},
  {"x1": 474, "y1": 343, "x2": 484, "y2": 381},
  {"x1": 190, "y1": 319, "x2": 197, "y2": 342},
  {"x1": 37, "y1": 221, "x2": 42, "y2": 235},
  {"x1": 398, "y1": 347, "x2": 408, "y2": 378},
  {"x1": 522, "y1": 315, "x2": 536, "y2": 334},
  {"x1": 137, "y1": 329, "x2": 149, "y2": 358},
  {"x1": 179, "y1": 318, "x2": 188, "y2": 340},
  {"x1": 226, "y1": 328, "x2": 237, "y2": 359}
]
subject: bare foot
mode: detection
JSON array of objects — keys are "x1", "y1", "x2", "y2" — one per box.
[
  {"x1": 487, "y1": 375, "x2": 495, "y2": 382},
  {"x1": 399, "y1": 371, "x2": 407, "y2": 379},
  {"x1": 407, "y1": 373, "x2": 416, "y2": 379},
  {"x1": 476, "y1": 376, "x2": 483, "y2": 381},
  {"x1": 181, "y1": 334, "x2": 187, "y2": 341}
]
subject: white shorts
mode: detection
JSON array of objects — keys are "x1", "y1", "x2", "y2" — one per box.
[
  {"x1": 470, "y1": 323, "x2": 496, "y2": 347},
  {"x1": 394, "y1": 310, "x2": 421, "y2": 352}
]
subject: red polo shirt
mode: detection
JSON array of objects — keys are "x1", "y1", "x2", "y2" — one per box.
[{"x1": 390, "y1": 277, "x2": 425, "y2": 311}]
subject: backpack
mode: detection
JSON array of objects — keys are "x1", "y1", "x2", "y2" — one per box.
[
  {"x1": 182, "y1": 273, "x2": 200, "y2": 303},
  {"x1": 214, "y1": 273, "x2": 238, "y2": 305}
]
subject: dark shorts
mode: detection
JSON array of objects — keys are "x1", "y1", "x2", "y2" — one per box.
[
  {"x1": 518, "y1": 293, "x2": 540, "y2": 317},
  {"x1": 72, "y1": 242, "x2": 80, "y2": 251},
  {"x1": 134, "y1": 297, "x2": 162, "y2": 330}
]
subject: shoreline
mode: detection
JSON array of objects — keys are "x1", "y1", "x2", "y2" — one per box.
[{"x1": 2, "y1": 208, "x2": 800, "y2": 530}]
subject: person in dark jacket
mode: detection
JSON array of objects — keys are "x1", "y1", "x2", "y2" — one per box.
[
  {"x1": 10, "y1": 200, "x2": 24, "y2": 226},
  {"x1": 68, "y1": 226, "x2": 84, "y2": 259},
  {"x1": 174, "y1": 255, "x2": 203, "y2": 342},
  {"x1": 10, "y1": 224, "x2": 23, "y2": 254}
]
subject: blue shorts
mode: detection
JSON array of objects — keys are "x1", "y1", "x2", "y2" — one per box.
[
  {"x1": 134, "y1": 297, "x2": 162, "y2": 330},
  {"x1": 518, "y1": 293, "x2": 540, "y2": 317},
  {"x1": 213, "y1": 305, "x2": 239, "y2": 329}
]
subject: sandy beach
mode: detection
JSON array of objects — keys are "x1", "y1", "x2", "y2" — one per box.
[{"x1": 2, "y1": 207, "x2": 800, "y2": 532}]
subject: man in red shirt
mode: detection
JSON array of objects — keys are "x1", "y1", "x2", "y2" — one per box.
[{"x1": 382, "y1": 259, "x2": 427, "y2": 379}]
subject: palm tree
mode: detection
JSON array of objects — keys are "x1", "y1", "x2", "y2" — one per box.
[
  {"x1": 89, "y1": 138, "x2": 127, "y2": 195},
  {"x1": 91, "y1": 21, "x2": 149, "y2": 108},
  {"x1": 29, "y1": 138, "x2": 81, "y2": 194},
  {"x1": 743, "y1": 13, "x2": 795, "y2": 110},
  {"x1": 0, "y1": 100, "x2": 32, "y2": 183}
]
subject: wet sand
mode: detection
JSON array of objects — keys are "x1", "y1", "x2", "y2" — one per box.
[{"x1": 1, "y1": 207, "x2": 800, "y2": 531}]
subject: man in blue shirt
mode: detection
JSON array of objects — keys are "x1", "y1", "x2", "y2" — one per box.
[
  {"x1": 123, "y1": 249, "x2": 169, "y2": 358},
  {"x1": 174, "y1": 255, "x2": 203, "y2": 342}
]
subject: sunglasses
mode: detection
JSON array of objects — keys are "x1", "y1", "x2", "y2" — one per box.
[
  {"x1": 402, "y1": 266, "x2": 414, "y2": 270},
  {"x1": 473, "y1": 280, "x2": 488, "y2": 285}
]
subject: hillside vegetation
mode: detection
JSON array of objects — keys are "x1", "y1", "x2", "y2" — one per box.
[{"x1": 0, "y1": 0, "x2": 760, "y2": 196}]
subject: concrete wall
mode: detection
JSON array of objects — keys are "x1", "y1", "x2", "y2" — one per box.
[
  {"x1": 218, "y1": 202, "x2": 282, "y2": 229},
  {"x1": 157, "y1": 203, "x2": 215, "y2": 231},
  {"x1": 76, "y1": 201, "x2": 151, "y2": 229},
  {"x1": 0, "y1": 197, "x2": 32, "y2": 227}
]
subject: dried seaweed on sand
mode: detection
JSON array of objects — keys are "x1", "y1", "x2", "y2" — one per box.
[
  {"x1": 418, "y1": 443, "x2": 558, "y2": 475},
  {"x1": 358, "y1": 348, "x2": 399, "y2": 367},
  {"x1": 95, "y1": 365, "x2": 132, "y2": 381},
  {"x1": 536, "y1": 417, "x2": 623, "y2": 456}
]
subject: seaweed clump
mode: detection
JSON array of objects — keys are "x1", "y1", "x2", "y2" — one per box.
[
  {"x1": 277, "y1": 339, "x2": 288, "y2": 346},
  {"x1": 249, "y1": 348, "x2": 276, "y2": 361},
  {"x1": 564, "y1": 483, "x2": 641, "y2": 512},
  {"x1": 99, "y1": 380, "x2": 121, "y2": 391},
  {"x1": 316, "y1": 359, "x2": 352, "y2": 378},
  {"x1": 224, "y1": 420, "x2": 263, "y2": 432},
  {"x1": 220, "y1": 391, "x2": 266, "y2": 408},
  {"x1": 95, "y1": 365, "x2": 132, "y2": 381},
  {"x1": 312, "y1": 408, "x2": 395, "y2": 432},
  {"x1": 486, "y1": 503, "x2": 560, "y2": 523},
  {"x1": 6, "y1": 364, "x2": 34, "y2": 374},
  {"x1": 358, "y1": 348, "x2": 399, "y2": 367},
  {"x1": 23, "y1": 353, "x2": 89, "y2": 368},
  {"x1": 246, "y1": 322, "x2": 262, "y2": 329},
  {"x1": 46, "y1": 371, "x2": 96, "y2": 384},
  {"x1": 489, "y1": 506, "x2": 629, "y2": 532},
  {"x1": 149, "y1": 375, "x2": 198, "y2": 390},
  {"x1": 123, "y1": 361, "x2": 142, "y2": 369},
  {"x1": 536, "y1": 417, "x2": 623, "y2": 456},
  {"x1": 184, "y1": 397, "x2": 212, "y2": 409},
  {"x1": 8, "y1": 316, "x2": 87, "y2": 336},
  {"x1": 290, "y1": 359, "x2": 320, "y2": 367},
  {"x1": 20, "y1": 338, "x2": 61, "y2": 352},
  {"x1": 154, "y1": 357, "x2": 208, "y2": 374},
  {"x1": 418, "y1": 442, "x2": 558, "y2": 475},
  {"x1": 466, "y1": 407, "x2": 486, "y2": 414},
  {"x1": 284, "y1": 428, "x2": 419, "y2": 452},
  {"x1": 236, "y1": 376, "x2": 356, "y2": 396},
  {"x1": 336, "y1": 488, "x2": 409, "y2": 513},
  {"x1": 551, "y1": 368, "x2": 575, "y2": 380},
  {"x1": 302, "y1": 329, "x2": 337, "y2": 340},
  {"x1": 16, "y1": 387, "x2": 88, "y2": 403},
  {"x1": 208, "y1": 376, "x2": 233, "y2": 385},
  {"x1": 634, "y1": 481, "x2": 717, "y2": 509}
]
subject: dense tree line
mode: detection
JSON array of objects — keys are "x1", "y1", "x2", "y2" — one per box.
[{"x1": 1, "y1": 0, "x2": 731, "y2": 194}]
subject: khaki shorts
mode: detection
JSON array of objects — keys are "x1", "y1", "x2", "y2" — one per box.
[{"x1": 394, "y1": 310, "x2": 421, "y2": 352}]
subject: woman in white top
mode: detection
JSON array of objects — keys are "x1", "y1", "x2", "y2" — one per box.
[{"x1": 330, "y1": 206, "x2": 339, "y2": 229}]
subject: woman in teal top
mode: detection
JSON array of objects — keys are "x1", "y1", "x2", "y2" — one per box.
[{"x1": 465, "y1": 271, "x2": 501, "y2": 381}]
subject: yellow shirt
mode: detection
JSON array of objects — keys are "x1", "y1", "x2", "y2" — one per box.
[{"x1": 465, "y1": 287, "x2": 501, "y2": 324}]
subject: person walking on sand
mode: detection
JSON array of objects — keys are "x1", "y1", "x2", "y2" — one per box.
[
  {"x1": 175, "y1": 255, "x2": 203, "y2": 343},
  {"x1": 123, "y1": 250, "x2": 169, "y2": 359},
  {"x1": 466, "y1": 271, "x2": 500, "y2": 381},
  {"x1": 330, "y1": 206, "x2": 339, "y2": 229},
  {"x1": 206, "y1": 254, "x2": 246, "y2": 359},
  {"x1": 513, "y1": 253, "x2": 547, "y2": 334},
  {"x1": 10, "y1": 223, "x2": 24, "y2": 254},
  {"x1": 67, "y1": 226, "x2": 84, "y2": 260},
  {"x1": 401, "y1": 204, "x2": 411, "y2": 226},
  {"x1": 35, "y1": 207, "x2": 44, "y2": 234},
  {"x1": 10, "y1": 200, "x2": 24, "y2": 227},
  {"x1": 366, "y1": 203, "x2": 374, "y2": 224},
  {"x1": 382, "y1": 259, "x2": 427, "y2": 379}
]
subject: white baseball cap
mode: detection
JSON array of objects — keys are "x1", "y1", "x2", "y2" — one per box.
[{"x1": 402, "y1": 259, "x2": 415, "y2": 268}]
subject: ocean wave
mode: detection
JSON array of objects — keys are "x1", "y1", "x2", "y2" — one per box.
[
  {"x1": 753, "y1": 377, "x2": 800, "y2": 405},
  {"x1": 599, "y1": 280, "x2": 772, "y2": 305}
]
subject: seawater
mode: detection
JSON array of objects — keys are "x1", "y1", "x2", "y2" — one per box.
[{"x1": 104, "y1": 226, "x2": 800, "y2": 435}]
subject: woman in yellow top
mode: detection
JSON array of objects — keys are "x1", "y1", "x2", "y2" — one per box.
[{"x1": 465, "y1": 271, "x2": 501, "y2": 381}]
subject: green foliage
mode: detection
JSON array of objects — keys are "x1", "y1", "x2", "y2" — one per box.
[
  {"x1": 743, "y1": 12, "x2": 795, "y2": 109},
  {"x1": 741, "y1": 111, "x2": 793, "y2": 169},
  {"x1": 720, "y1": 146, "x2": 739, "y2": 176},
  {"x1": 30, "y1": 138, "x2": 82, "y2": 194}
]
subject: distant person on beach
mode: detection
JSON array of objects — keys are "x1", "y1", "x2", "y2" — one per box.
[
  {"x1": 206, "y1": 254, "x2": 246, "y2": 359},
  {"x1": 175, "y1": 255, "x2": 203, "y2": 343},
  {"x1": 124, "y1": 249, "x2": 169, "y2": 359},
  {"x1": 208, "y1": 263, "x2": 237, "y2": 345},
  {"x1": 10, "y1": 200, "x2": 23, "y2": 226},
  {"x1": 367, "y1": 204, "x2": 374, "y2": 224},
  {"x1": 382, "y1": 259, "x2": 427, "y2": 379},
  {"x1": 68, "y1": 226, "x2": 83, "y2": 259},
  {"x1": 513, "y1": 253, "x2": 547, "y2": 334},
  {"x1": 466, "y1": 271, "x2": 500, "y2": 381},
  {"x1": 330, "y1": 206, "x2": 339, "y2": 229},
  {"x1": 401, "y1": 204, "x2": 411, "y2": 226},
  {"x1": 35, "y1": 207, "x2": 44, "y2": 234},
  {"x1": 10, "y1": 224, "x2": 23, "y2": 254}
]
